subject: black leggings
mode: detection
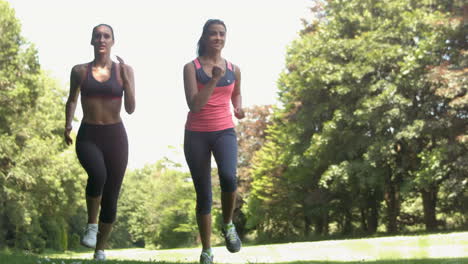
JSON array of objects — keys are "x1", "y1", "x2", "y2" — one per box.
[
  {"x1": 76, "y1": 122, "x2": 128, "y2": 223},
  {"x1": 184, "y1": 128, "x2": 238, "y2": 215}
]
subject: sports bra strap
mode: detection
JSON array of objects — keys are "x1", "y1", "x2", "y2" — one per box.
[
  {"x1": 80, "y1": 63, "x2": 91, "y2": 86},
  {"x1": 115, "y1": 62, "x2": 123, "y2": 85}
]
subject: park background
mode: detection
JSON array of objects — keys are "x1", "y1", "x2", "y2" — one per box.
[{"x1": 0, "y1": 0, "x2": 467, "y2": 262}]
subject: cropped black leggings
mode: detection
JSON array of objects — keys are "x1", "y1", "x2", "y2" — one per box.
[
  {"x1": 76, "y1": 122, "x2": 128, "y2": 223},
  {"x1": 184, "y1": 128, "x2": 238, "y2": 215}
]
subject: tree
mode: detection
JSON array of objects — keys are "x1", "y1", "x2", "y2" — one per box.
[
  {"x1": 246, "y1": 0, "x2": 467, "y2": 240},
  {"x1": 235, "y1": 105, "x2": 273, "y2": 237},
  {"x1": 117, "y1": 160, "x2": 198, "y2": 249},
  {"x1": 0, "y1": 1, "x2": 86, "y2": 251}
]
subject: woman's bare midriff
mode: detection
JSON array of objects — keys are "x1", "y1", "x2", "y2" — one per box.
[{"x1": 81, "y1": 96, "x2": 123, "y2": 124}]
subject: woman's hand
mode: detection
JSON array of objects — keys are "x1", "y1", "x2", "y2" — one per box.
[
  {"x1": 234, "y1": 107, "x2": 245, "y2": 119},
  {"x1": 116, "y1": 55, "x2": 136, "y2": 114},
  {"x1": 116, "y1": 55, "x2": 128, "y2": 83},
  {"x1": 64, "y1": 127, "x2": 73, "y2": 145},
  {"x1": 212, "y1": 65, "x2": 225, "y2": 81}
]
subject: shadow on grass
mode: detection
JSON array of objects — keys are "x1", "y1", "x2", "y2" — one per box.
[
  {"x1": 1, "y1": 254, "x2": 468, "y2": 264},
  {"x1": 270, "y1": 259, "x2": 468, "y2": 264},
  {"x1": 1, "y1": 254, "x2": 182, "y2": 264},
  {"x1": 250, "y1": 230, "x2": 468, "y2": 248}
]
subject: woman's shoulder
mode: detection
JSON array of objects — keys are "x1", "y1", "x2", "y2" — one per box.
[
  {"x1": 185, "y1": 57, "x2": 200, "y2": 65},
  {"x1": 183, "y1": 59, "x2": 199, "y2": 71},
  {"x1": 69, "y1": 64, "x2": 88, "y2": 84},
  {"x1": 227, "y1": 60, "x2": 240, "y2": 73},
  {"x1": 114, "y1": 60, "x2": 134, "y2": 73},
  {"x1": 221, "y1": 57, "x2": 237, "y2": 69},
  {"x1": 71, "y1": 63, "x2": 88, "y2": 75}
]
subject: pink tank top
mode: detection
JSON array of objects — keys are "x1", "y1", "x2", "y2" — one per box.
[{"x1": 185, "y1": 58, "x2": 236, "y2": 132}]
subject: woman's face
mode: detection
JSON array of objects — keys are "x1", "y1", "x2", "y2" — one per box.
[
  {"x1": 91, "y1": 26, "x2": 114, "y2": 54},
  {"x1": 205, "y1": 23, "x2": 226, "y2": 52}
]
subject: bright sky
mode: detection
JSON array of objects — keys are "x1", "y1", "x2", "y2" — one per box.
[{"x1": 7, "y1": 0, "x2": 311, "y2": 169}]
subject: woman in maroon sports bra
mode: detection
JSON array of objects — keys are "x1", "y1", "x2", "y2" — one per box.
[{"x1": 64, "y1": 24, "x2": 135, "y2": 261}]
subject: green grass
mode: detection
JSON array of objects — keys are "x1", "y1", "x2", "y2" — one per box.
[{"x1": 1, "y1": 232, "x2": 468, "y2": 264}]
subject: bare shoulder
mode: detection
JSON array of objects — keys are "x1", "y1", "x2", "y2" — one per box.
[
  {"x1": 69, "y1": 63, "x2": 88, "y2": 86},
  {"x1": 120, "y1": 63, "x2": 134, "y2": 72},
  {"x1": 226, "y1": 58, "x2": 240, "y2": 72},
  {"x1": 230, "y1": 62, "x2": 241, "y2": 79},
  {"x1": 184, "y1": 60, "x2": 196, "y2": 72},
  {"x1": 184, "y1": 60, "x2": 196, "y2": 68},
  {"x1": 232, "y1": 63, "x2": 240, "y2": 72},
  {"x1": 71, "y1": 63, "x2": 87, "y2": 76}
]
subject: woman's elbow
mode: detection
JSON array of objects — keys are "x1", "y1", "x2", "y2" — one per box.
[
  {"x1": 187, "y1": 101, "x2": 200, "y2": 113},
  {"x1": 125, "y1": 103, "x2": 136, "y2": 114},
  {"x1": 189, "y1": 104, "x2": 202, "y2": 113}
]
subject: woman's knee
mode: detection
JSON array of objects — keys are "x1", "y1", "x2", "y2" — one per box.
[
  {"x1": 99, "y1": 199, "x2": 118, "y2": 223},
  {"x1": 196, "y1": 190, "x2": 213, "y2": 214},
  {"x1": 99, "y1": 210, "x2": 116, "y2": 224},
  {"x1": 196, "y1": 199, "x2": 213, "y2": 215},
  {"x1": 219, "y1": 170, "x2": 237, "y2": 193},
  {"x1": 85, "y1": 178, "x2": 105, "y2": 197}
]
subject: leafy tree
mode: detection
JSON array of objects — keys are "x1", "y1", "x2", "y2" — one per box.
[
  {"x1": 247, "y1": 0, "x2": 467, "y2": 240},
  {"x1": 235, "y1": 105, "x2": 273, "y2": 237},
  {"x1": 0, "y1": 1, "x2": 86, "y2": 251},
  {"x1": 117, "y1": 160, "x2": 197, "y2": 249}
]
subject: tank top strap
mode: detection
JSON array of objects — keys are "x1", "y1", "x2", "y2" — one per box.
[
  {"x1": 193, "y1": 58, "x2": 202, "y2": 69},
  {"x1": 226, "y1": 60, "x2": 233, "y2": 71}
]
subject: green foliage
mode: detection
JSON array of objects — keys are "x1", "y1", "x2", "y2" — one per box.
[
  {"x1": 246, "y1": 0, "x2": 467, "y2": 241},
  {"x1": 0, "y1": 0, "x2": 87, "y2": 252},
  {"x1": 116, "y1": 161, "x2": 197, "y2": 249},
  {"x1": 235, "y1": 105, "x2": 273, "y2": 237},
  {"x1": 0, "y1": 1, "x2": 40, "y2": 130},
  {"x1": 1, "y1": 0, "x2": 466, "y2": 252}
]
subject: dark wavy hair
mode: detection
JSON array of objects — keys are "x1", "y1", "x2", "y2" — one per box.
[
  {"x1": 90, "y1": 24, "x2": 115, "y2": 44},
  {"x1": 197, "y1": 19, "x2": 226, "y2": 56}
]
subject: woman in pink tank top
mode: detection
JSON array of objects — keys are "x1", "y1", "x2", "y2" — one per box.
[{"x1": 183, "y1": 19, "x2": 245, "y2": 264}]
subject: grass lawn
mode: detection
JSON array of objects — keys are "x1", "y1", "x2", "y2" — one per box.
[{"x1": 1, "y1": 231, "x2": 467, "y2": 264}]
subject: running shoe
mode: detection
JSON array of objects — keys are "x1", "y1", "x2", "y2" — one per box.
[
  {"x1": 200, "y1": 251, "x2": 213, "y2": 264},
  {"x1": 94, "y1": 249, "x2": 106, "y2": 260},
  {"x1": 81, "y1": 223, "x2": 98, "y2": 248},
  {"x1": 222, "y1": 223, "x2": 241, "y2": 253}
]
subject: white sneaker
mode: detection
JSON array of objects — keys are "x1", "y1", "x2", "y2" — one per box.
[
  {"x1": 81, "y1": 223, "x2": 98, "y2": 248},
  {"x1": 94, "y1": 250, "x2": 106, "y2": 261}
]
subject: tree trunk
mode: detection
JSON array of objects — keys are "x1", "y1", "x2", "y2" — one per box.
[
  {"x1": 314, "y1": 215, "x2": 324, "y2": 236},
  {"x1": 421, "y1": 185, "x2": 439, "y2": 231},
  {"x1": 385, "y1": 182, "x2": 400, "y2": 234},
  {"x1": 313, "y1": 211, "x2": 329, "y2": 236},
  {"x1": 368, "y1": 191, "x2": 379, "y2": 234},
  {"x1": 342, "y1": 209, "x2": 353, "y2": 235},
  {"x1": 384, "y1": 164, "x2": 401, "y2": 234},
  {"x1": 323, "y1": 212, "x2": 330, "y2": 235},
  {"x1": 360, "y1": 207, "x2": 368, "y2": 232}
]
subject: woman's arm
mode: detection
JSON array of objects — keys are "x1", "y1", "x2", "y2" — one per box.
[
  {"x1": 231, "y1": 64, "x2": 245, "y2": 119},
  {"x1": 183, "y1": 61, "x2": 224, "y2": 113},
  {"x1": 64, "y1": 65, "x2": 81, "y2": 145},
  {"x1": 117, "y1": 56, "x2": 136, "y2": 114}
]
